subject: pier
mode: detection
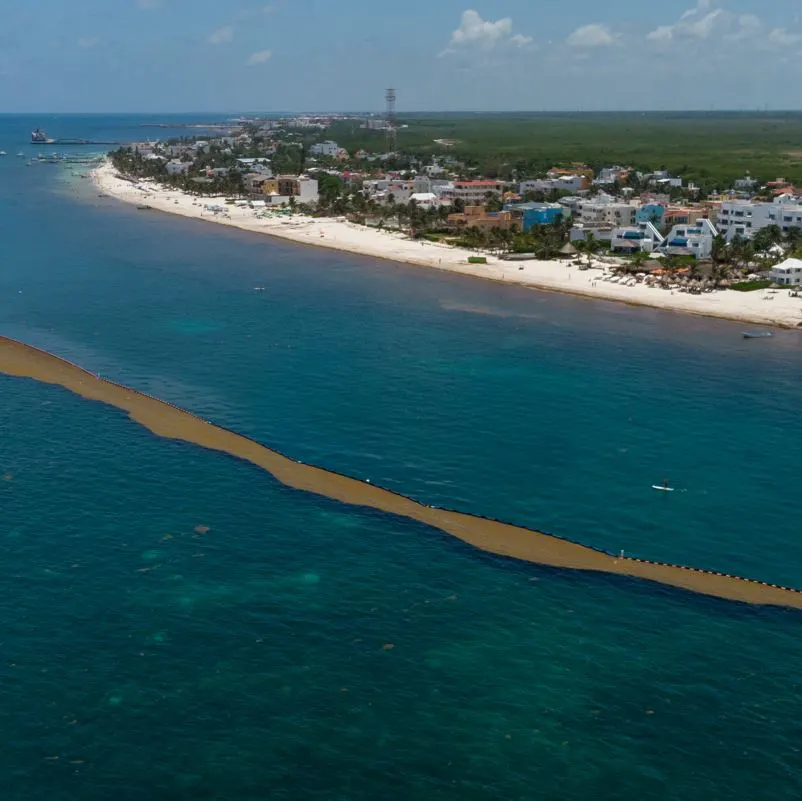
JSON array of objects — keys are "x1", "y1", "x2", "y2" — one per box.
[{"x1": 31, "y1": 139, "x2": 120, "y2": 146}]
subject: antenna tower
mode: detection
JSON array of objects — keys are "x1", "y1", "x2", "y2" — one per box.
[{"x1": 385, "y1": 87, "x2": 397, "y2": 151}]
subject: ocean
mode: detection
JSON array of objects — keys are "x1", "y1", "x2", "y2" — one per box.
[{"x1": 1, "y1": 114, "x2": 801, "y2": 800}]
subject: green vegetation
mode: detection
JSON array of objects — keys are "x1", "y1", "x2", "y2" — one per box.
[
  {"x1": 328, "y1": 112, "x2": 802, "y2": 190},
  {"x1": 730, "y1": 280, "x2": 773, "y2": 292}
]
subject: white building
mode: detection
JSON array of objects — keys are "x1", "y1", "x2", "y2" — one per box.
[
  {"x1": 309, "y1": 140, "x2": 342, "y2": 157},
  {"x1": 660, "y1": 218, "x2": 719, "y2": 258},
  {"x1": 770, "y1": 258, "x2": 802, "y2": 285},
  {"x1": 718, "y1": 197, "x2": 802, "y2": 242},
  {"x1": 520, "y1": 175, "x2": 586, "y2": 195},
  {"x1": 297, "y1": 176, "x2": 319, "y2": 204},
  {"x1": 237, "y1": 158, "x2": 272, "y2": 176},
  {"x1": 361, "y1": 119, "x2": 391, "y2": 130},
  {"x1": 452, "y1": 180, "x2": 505, "y2": 205},
  {"x1": 166, "y1": 160, "x2": 191, "y2": 175},
  {"x1": 424, "y1": 163, "x2": 446, "y2": 178},
  {"x1": 594, "y1": 166, "x2": 629, "y2": 185},
  {"x1": 611, "y1": 222, "x2": 664, "y2": 254},
  {"x1": 409, "y1": 192, "x2": 439, "y2": 208},
  {"x1": 577, "y1": 194, "x2": 637, "y2": 226}
]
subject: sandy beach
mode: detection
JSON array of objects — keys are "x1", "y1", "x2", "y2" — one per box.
[{"x1": 93, "y1": 160, "x2": 802, "y2": 328}]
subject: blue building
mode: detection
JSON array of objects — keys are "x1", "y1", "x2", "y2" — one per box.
[
  {"x1": 635, "y1": 203, "x2": 665, "y2": 228},
  {"x1": 504, "y1": 202, "x2": 563, "y2": 232}
]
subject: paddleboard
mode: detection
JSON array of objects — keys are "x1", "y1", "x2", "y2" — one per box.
[{"x1": 652, "y1": 485, "x2": 674, "y2": 492}]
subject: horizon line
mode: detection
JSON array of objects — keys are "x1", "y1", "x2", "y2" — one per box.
[{"x1": 3, "y1": 108, "x2": 802, "y2": 116}]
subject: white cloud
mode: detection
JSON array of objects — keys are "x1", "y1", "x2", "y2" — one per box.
[
  {"x1": 680, "y1": 0, "x2": 711, "y2": 21},
  {"x1": 647, "y1": 25, "x2": 674, "y2": 42},
  {"x1": 208, "y1": 26, "x2": 234, "y2": 45},
  {"x1": 685, "y1": 8, "x2": 723, "y2": 38},
  {"x1": 247, "y1": 49, "x2": 273, "y2": 65},
  {"x1": 566, "y1": 24, "x2": 615, "y2": 47},
  {"x1": 440, "y1": 9, "x2": 532, "y2": 56},
  {"x1": 725, "y1": 14, "x2": 761, "y2": 42},
  {"x1": 647, "y1": 1, "x2": 734, "y2": 44},
  {"x1": 768, "y1": 27, "x2": 802, "y2": 45},
  {"x1": 77, "y1": 36, "x2": 99, "y2": 49},
  {"x1": 646, "y1": 2, "x2": 802, "y2": 51}
]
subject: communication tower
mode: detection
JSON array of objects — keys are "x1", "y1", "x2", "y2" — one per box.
[{"x1": 385, "y1": 88, "x2": 397, "y2": 151}]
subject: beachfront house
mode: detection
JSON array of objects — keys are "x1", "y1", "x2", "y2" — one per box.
[
  {"x1": 166, "y1": 160, "x2": 191, "y2": 175},
  {"x1": 770, "y1": 258, "x2": 802, "y2": 286},
  {"x1": 273, "y1": 175, "x2": 319, "y2": 205},
  {"x1": 503, "y1": 202, "x2": 563, "y2": 232},
  {"x1": 659, "y1": 218, "x2": 718, "y2": 258},
  {"x1": 611, "y1": 222, "x2": 664, "y2": 254},
  {"x1": 718, "y1": 197, "x2": 802, "y2": 242},
  {"x1": 447, "y1": 205, "x2": 515, "y2": 232}
]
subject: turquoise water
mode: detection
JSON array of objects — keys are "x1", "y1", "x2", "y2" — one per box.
[{"x1": 2, "y1": 116, "x2": 802, "y2": 799}]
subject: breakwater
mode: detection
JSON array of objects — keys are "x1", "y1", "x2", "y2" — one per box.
[{"x1": 2, "y1": 333, "x2": 800, "y2": 611}]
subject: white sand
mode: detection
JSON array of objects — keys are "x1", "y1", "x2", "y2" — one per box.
[{"x1": 93, "y1": 160, "x2": 802, "y2": 328}]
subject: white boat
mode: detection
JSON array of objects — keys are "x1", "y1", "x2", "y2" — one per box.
[
  {"x1": 0, "y1": 151, "x2": 7, "y2": 156},
  {"x1": 652, "y1": 484, "x2": 674, "y2": 492},
  {"x1": 16, "y1": 152, "x2": 24, "y2": 157}
]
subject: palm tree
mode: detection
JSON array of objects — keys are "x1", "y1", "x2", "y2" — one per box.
[
  {"x1": 785, "y1": 226, "x2": 802, "y2": 253},
  {"x1": 582, "y1": 232, "x2": 601, "y2": 268},
  {"x1": 711, "y1": 234, "x2": 728, "y2": 265},
  {"x1": 752, "y1": 224, "x2": 782, "y2": 254}
]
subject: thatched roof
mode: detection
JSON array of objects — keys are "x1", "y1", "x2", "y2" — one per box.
[{"x1": 559, "y1": 242, "x2": 578, "y2": 255}]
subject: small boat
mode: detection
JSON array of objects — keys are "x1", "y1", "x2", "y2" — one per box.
[
  {"x1": 136, "y1": 204, "x2": 152, "y2": 210},
  {"x1": 16, "y1": 152, "x2": 24, "y2": 157},
  {"x1": 742, "y1": 331, "x2": 772, "y2": 339},
  {"x1": 0, "y1": 151, "x2": 7, "y2": 156},
  {"x1": 652, "y1": 485, "x2": 674, "y2": 492}
]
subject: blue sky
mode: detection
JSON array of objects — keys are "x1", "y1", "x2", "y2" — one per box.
[{"x1": 2, "y1": 0, "x2": 802, "y2": 112}]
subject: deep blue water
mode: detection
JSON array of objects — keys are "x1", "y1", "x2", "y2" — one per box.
[{"x1": 1, "y1": 115, "x2": 802, "y2": 799}]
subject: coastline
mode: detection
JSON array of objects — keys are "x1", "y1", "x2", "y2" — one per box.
[
  {"x1": 2, "y1": 332, "x2": 802, "y2": 611},
  {"x1": 92, "y1": 159, "x2": 802, "y2": 328}
]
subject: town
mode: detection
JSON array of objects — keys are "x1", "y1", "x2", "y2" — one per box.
[{"x1": 110, "y1": 112, "x2": 802, "y2": 292}]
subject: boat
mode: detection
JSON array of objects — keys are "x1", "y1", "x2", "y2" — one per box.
[
  {"x1": 0, "y1": 151, "x2": 6, "y2": 156},
  {"x1": 652, "y1": 485, "x2": 674, "y2": 492},
  {"x1": 31, "y1": 128, "x2": 56, "y2": 144},
  {"x1": 742, "y1": 331, "x2": 773, "y2": 339},
  {"x1": 16, "y1": 152, "x2": 24, "y2": 157},
  {"x1": 136, "y1": 205, "x2": 152, "y2": 210}
]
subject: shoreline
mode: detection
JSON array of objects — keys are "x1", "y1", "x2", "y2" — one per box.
[
  {"x1": 92, "y1": 159, "x2": 802, "y2": 328},
  {"x1": 2, "y1": 332, "x2": 802, "y2": 611}
]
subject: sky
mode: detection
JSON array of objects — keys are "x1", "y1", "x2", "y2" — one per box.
[{"x1": 1, "y1": 0, "x2": 802, "y2": 112}]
